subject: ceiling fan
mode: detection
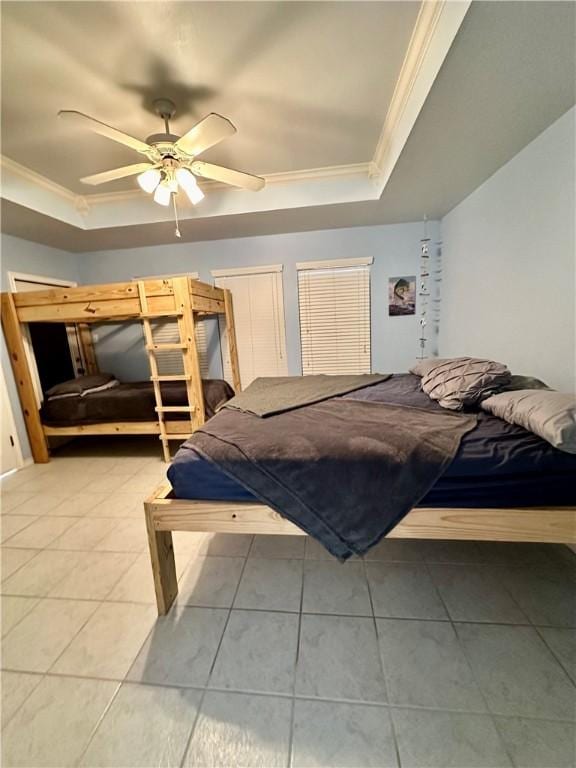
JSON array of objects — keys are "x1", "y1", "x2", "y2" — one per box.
[{"x1": 59, "y1": 98, "x2": 265, "y2": 213}]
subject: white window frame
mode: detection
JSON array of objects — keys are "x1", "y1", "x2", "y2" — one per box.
[
  {"x1": 7, "y1": 272, "x2": 83, "y2": 406},
  {"x1": 297, "y1": 257, "x2": 373, "y2": 376}
]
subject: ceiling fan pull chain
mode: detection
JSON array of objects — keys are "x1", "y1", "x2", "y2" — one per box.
[{"x1": 172, "y1": 193, "x2": 181, "y2": 239}]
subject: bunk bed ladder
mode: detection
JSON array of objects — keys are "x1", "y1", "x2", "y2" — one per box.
[
  {"x1": 138, "y1": 279, "x2": 205, "y2": 462},
  {"x1": 139, "y1": 283, "x2": 171, "y2": 462}
]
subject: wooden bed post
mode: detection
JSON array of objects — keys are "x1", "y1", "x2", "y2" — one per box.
[
  {"x1": 77, "y1": 323, "x2": 99, "y2": 375},
  {"x1": 223, "y1": 288, "x2": 242, "y2": 393},
  {"x1": 1, "y1": 292, "x2": 50, "y2": 463},
  {"x1": 144, "y1": 495, "x2": 178, "y2": 615},
  {"x1": 174, "y1": 278, "x2": 205, "y2": 430}
]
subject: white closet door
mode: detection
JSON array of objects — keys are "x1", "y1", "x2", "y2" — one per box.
[
  {"x1": 213, "y1": 266, "x2": 288, "y2": 388},
  {"x1": 297, "y1": 259, "x2": 372, "y2": 375}
]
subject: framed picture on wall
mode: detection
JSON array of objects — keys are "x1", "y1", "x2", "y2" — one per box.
[{"x1": 388, "y1": 276, "x2": 416, "y2": 316}]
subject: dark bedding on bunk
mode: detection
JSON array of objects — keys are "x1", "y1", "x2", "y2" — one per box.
[
  {"x1": 169, "y1": 374, "x2": 576, "y2": 519},
  {"x1": 41, "y1": 379, "x2": 234, "y2": 424}
]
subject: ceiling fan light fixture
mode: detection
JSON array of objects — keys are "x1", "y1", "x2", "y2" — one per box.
[
  {"x1": 153, "y1": 181, "x2": 172, "y2": 206},
  {"x1": 176, "y1": 167, "x2": 204, "y2": 205},
  {"x1": 137, "y1": 168, "x2": 161, "y2": 193}
]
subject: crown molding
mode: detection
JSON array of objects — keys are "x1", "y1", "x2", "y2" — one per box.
[
  {"x1": 83, "y1": 162, "x2": 372, "y2": 206},
  {"x1": 1, "y1": 155, "x2": 86, "y2": 207},
  {"x1": 0, "y1": 2, "x2": 471, "y2": 235},
  {"x1": 371, "y1": 0, "x2": 471, "y2": 192}
]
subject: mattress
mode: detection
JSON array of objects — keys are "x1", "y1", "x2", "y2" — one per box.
[
  {"x1": 168, "y1": 374, "x2": 576, "y2": 508},
  {"x1": 41, "y1": 379, "x2": 234, "y2": 425}
]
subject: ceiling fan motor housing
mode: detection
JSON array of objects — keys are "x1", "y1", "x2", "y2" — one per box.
[{"x1": 145, "y1": 133, "x2": 182, "y2": 148}]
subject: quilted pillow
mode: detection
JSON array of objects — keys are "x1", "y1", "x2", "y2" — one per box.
[
  {"x1": 414, "y1": 357, "x2": 511, "y2": 410},
  {"x1": 410, "y1": 358, "x2": 454, "y2": 378},
  {"x1": 481, "y1": 390, "x2": 576, "y2": 453}
]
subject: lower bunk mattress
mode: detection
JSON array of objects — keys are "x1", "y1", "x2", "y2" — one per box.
[
  {"x1": 168, "y1": 374, "x2": 576, "y2": 508},
  {"x1": 41, "y1": 379, "x2": 234, "y2": 425}
]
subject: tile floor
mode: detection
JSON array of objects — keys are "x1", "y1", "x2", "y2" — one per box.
[{"x1": 1, "y1": 437, "x2": 575, "y2": 767}]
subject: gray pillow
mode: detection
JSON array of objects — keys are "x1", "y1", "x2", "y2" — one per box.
[
  {"x1": 46, "y1": 374, "x2": 118, "y2": 400},
  {"x1": 502, "y1": 374, "x2": 551, "y2": 391},
  {"x1": 481, "y1": 390, "x2": 576, "y2": 453},
  {"x1": 414, "y1": 357, "x2": 511, "y2": 410}
]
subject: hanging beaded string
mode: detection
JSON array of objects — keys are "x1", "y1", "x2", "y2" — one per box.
[
  {"x1": 172, "y1": 192, "x2": 181, "y2": 239},
  {"x1": 418, "y1": 215, "x2": 430, "y2": 359}
]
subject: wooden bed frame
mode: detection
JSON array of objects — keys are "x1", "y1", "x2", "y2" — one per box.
[
  {"x1": 145, "y1": 482, "x2": 576, "y2": 614},
  {"x1": 0, "y1": 276, "x2": 241, "y2": 463}
]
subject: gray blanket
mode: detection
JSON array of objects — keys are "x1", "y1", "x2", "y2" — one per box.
[
  {"x1": 221, "y1": 374, "x2": 390, "y2": 417},
  {"x1": 191, "y1": 398, "x2": 477, "y2": 559}
]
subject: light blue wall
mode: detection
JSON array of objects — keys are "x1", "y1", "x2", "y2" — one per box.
[
  {"x1": 440, "y1": 107, "x2": 575, "y2": 392},
  {"x1": 78, "y1": 221, "x2": 441, "y2": 380},
  {"x1": 1, "y1": 234, "x2": 81, "y2": 460}
]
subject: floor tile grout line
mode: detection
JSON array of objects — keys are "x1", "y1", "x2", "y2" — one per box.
[
  {"x1": 177, "y1": 685, "x2": 209, "y2": 768},
  {"x1": 1, "y1": 514, "x2": 45, "y2": 546},
  {"x1": 3, "y1": 589, "x2": 575, "y2": 630},
  {"x1": 0, "y1": 546, "x2": 45, "y2": 585},
  {"x1": 362, "y1": 557, "x2": 402, "y2": 768},
  {"x1": 425, "y1": 563, "x2": 520, "y2": 768},
  {"x1": 0, "y1": 670, "x2": 46, "y2": 730},
  {"x1": 287, "y1": 557, "x2": 306, "y2": 768},
  {"x1": 4, "y1": 664, "x2": 576, "y2": 725},
  {"x1": 40, "y1": 598, "x2": 106, "y2": 679},
  {"x1": 203, "y1": 551, "x2": 251, "y2": 688},
  {"x1": 72, "y1": 680, "x2": 124, "y2": 768},
  {"x1": 0, "y1": 594, "x2": 41, "y2": 641},
  {"x1": 532, "y1": 624, "x2": 576, "y2": 691},
  {"x1": 178, "y1": 551, "x2": 253, "y2": 768},
  {"x1": 489, "y1": 561, "x2": 540, "y2": 629}
]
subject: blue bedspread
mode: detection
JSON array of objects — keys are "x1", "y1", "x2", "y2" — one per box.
[{"x1": 168, "y1": 375, "x2": 576, "y2": 509}]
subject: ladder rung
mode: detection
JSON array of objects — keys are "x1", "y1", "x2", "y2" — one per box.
[
  {"x1": 146, "y1": 343, "x2": 187, "y2": 351},
  {"x1": 151, "y1": 375, "x2": 191, "y2": 382},
  {"x1": 155, "y1": 406, "x2": 196, "y2": 413},
  {"x1": 141, "y1": 311, "x2": 183, "y2": 318},
  {"x1": 162, "y1": 434, "x2": 193, "y2": 440}
]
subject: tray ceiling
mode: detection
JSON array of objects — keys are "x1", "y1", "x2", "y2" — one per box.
[
  {"x1": 1, "y1": 1, "x2": 419, "y2": 192},
  {"x1": 1, "y1": 1, "x2": 574, "y2": 251}
]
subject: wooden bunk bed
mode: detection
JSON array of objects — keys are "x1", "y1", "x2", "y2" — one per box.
[{"x1": 0, "y1": 276, "x2": 241, "y2": 463}]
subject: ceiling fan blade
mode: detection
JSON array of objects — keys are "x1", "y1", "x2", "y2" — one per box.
[
  {"x1": 175, "y1": 113, "x2": 236, "y2": 156},
  {"x1": 191, "y1": 160, "x2": 265, "y2": 191},
  {"x1": 58, "y1": 110, "x2": 151, "y2": 153},
  {"x1": 80, "y1": 163, "x2": 154, "y2": 186}
]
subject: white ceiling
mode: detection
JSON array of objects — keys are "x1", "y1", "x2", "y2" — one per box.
[
  {"x1": 1, "y1": 1, "x2": 575, "y2": 251},
  {"x1": 1, "y1": 1, "x2": 419, "y2": 192}
]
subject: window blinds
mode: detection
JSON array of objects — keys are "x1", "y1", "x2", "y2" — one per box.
[
  {"x1": 149, "y1": 320, "x2": 209, "y2": 377},
  {"x1": 138, "y1": 273, "x2": 209, "y2": 377},
  {"x1": 297, "y1": 259, "x2": 372, "y2": 375},
  {"x1": 213, "y1": 267, "x2": 288, "y2": 388}
]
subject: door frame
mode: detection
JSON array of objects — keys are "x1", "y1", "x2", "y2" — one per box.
[
  {"x1": 7, "y1": 272, "x2": 81, "y2": 406},
  {"x1": 0, "y1": 357, "x2": 24, "y2": 472}
]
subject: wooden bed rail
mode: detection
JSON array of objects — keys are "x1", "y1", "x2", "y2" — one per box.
[
  {"x1": 10, "y1": 277, "x2": 226, "y2": 323},
  {"x1": 144, "y1": 481, "x2": 576, "y2": 614}
]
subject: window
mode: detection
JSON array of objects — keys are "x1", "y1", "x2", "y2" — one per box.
[
  {"x1": 297, "y1": 257, "x2": 373, "y2": 375},
  {"x1": 133, "y1": 272, "x2": 209, "y2": 377},
  {"x1": 212, "y1": 265, "x2": 288, "y2": 388}
]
